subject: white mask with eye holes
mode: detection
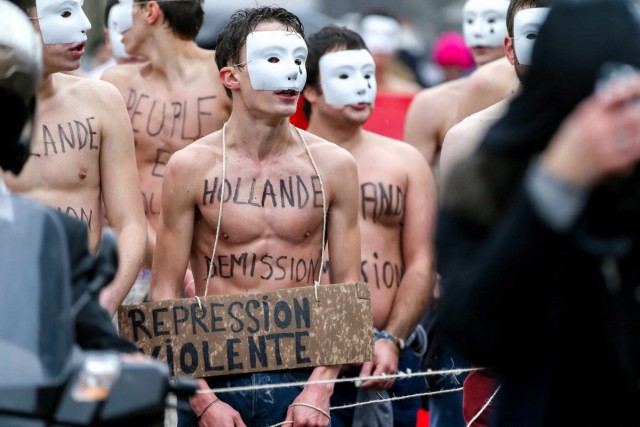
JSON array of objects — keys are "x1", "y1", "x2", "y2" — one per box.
[
  {"x1": 463, "y1": 0, "x2": 509, "y2": 48},
  {"x1": 116, "y1": 0, "x2": 133, "y2": 33},
  {"x1": 35, "y1": 0, "x2": 91, "y2": 45},
  {"x1": 320, "y1": 49, "x2": 377, "y2": 106},
  {"x1": 513, "y1": 8, "x2": 551, "y2": 66},
  {"x1": 108, "y1": 4, "x2": 128, "y2": 59},
  {"x1": 245, "y1": 31, "x2": 308, "y2": 92}
]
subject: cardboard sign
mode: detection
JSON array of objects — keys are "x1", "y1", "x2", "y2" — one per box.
[{"x1": 118, "y1": 282, "x2": 374, "y2": 378}]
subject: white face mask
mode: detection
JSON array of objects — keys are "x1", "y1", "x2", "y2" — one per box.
[
  {"x1": 35, "y1": 0, "x2": 91, "y2": 45},
  {"x1": 360, "y1": 15, "x2": 401, "y2": 55},
  {"x1": 320, "y1": 49, "x2": 377, "y2": 106},
  {"x1": 116, "y1": 0, "x2": 133, "y2": 34},
  {"x1": 108, "y1": 4, "x2": 128, "y2": 59},
  {"x1": 513, "y1": 8, "x2": 551, "y2": 66},
  {"x1": 463, "y1": 0, "x2": 509, "y2": 48},
  {"x1": 245, "y1": 31, "x2": 308, "y2": 92}
]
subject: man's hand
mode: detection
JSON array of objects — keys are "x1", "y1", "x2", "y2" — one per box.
[
  {"x1": 543, "y1": 74, "x2": 640, "y2": 186},
  {"x1": 191, "y1": 380, "x2": 246, "y2": 427},
  {"x1": 284, "y1": 384, "x2": 332, "y2": 427},
  {"x1": 359, "y1": 339, "x2": 399, "y2": 389}
]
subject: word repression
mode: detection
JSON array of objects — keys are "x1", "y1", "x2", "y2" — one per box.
[
  {"x1": 125, "y1": 295, "x2": 312, "y2": 376},
  {"x1": 118, "y1": 283, "x2": 375, "y2": 378}
]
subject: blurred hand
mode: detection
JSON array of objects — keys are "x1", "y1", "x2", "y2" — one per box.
[{"x1": 542, "y1": 74, "x2": 640, "y2": 186}]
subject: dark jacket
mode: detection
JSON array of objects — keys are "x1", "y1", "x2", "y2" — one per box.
[{"x1": 436, "y1": 1, "x2": 640, "y2": 425}]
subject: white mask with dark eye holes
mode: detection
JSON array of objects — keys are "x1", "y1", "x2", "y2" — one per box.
[
  {"x1": 35, "y1": 0, "x2": 91, "y2": 45},
  {"x1": 513, "y1": 8, "x2": 551, "y2": 66},
  {"x1": 116, "y1": 0, "x2": 133, "y2": 33},
  {"x1": 320, "y1": 49, "x2": 377, "y2": 106},
  {"x1": 462, "y1": 0, "x2": 509, "y2": 48},
  {"x1": 245, "y1": 31, "x2": 308, "y2": 92},
  {"x1": 108, "y1": 4, "x2": 128, "y2": 59}
]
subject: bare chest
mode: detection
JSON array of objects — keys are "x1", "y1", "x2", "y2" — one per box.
[
  {"x1": 355, "y1": 157, "x2": 407, "y2": 228},
  {"x1": 18, "y1": 100, "x2": 101, "y2": 191},
  {"x1": 197, "y1": 171, "x2": 326, "y2": 244},
  {"x1": 124, "y1": 81, "x2": 228, "y2": 156}
]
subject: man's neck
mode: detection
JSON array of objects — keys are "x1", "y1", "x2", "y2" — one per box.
[
  {"x1": 38, "y1": 72, "x2": 59, "y2": 100},
  {"x1": 142, "y1": 33, "x2": 200, "y2": 79},
  {"x1": 307, "y1": 117, "x2": 363, "y2": 152},
  {"x1": 225, "y1": 111, "x2": 296, "y2": 160}
]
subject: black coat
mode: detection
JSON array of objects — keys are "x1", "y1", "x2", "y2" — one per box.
[{"x1": 436, "y1": 1, "x2": 640, "y2": 425}]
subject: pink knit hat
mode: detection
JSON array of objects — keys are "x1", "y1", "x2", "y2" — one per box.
[{"x1": 433, "y1": 32, "x2": 475, "y2": 68}]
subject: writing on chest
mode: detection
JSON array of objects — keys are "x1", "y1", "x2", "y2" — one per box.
[
  {"x1": 360, "y1": 181, "x2": 405, "y2": 223},
  {"x1": 38, "y1": 116, "x2": 98, "y2": 156},
  {"x1": 202, "y1": 176, "x2": 324, "y2": 209},
  {"x1": 126, "y1": 88, "x2": 218, "y2": 140}
]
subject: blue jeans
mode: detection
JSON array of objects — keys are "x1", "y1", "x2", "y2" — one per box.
[
  {"x1": 330, "y1": 350, "x2": 424, "y2": 427},
  {"x1": 177, "y1": 369, "x2": 315, "y2": 427}
]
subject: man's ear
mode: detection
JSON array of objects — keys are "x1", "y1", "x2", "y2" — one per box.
[
  {"x1": 145, "y1": 1, "x2": 162, "y2": 25},
  {"x1": 220, "y1": 66, "x2": 240, "y2": 92},
  {"x1": 504, "y1": 36, "x2": 516, "y2": 66}
]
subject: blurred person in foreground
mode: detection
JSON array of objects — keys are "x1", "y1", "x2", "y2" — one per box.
[{"x1": 437, "y1": 0, "x2": 640, "y2": 425}]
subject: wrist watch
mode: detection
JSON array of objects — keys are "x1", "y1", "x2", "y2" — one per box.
[{"x1": 374, "y1": 329, "x2": 406, "y2": 352}]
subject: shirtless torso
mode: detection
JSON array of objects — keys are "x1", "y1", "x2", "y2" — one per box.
[
  {"x1": 102, "y1": 53, "x2": 231, "y2": 244},
  {"x1": 318, "y1": 131, "x2": 434, "y2": 329},
  {"x1": 4, "y1": 73, "x2": 146, "y2": 314},
  {"x1": 156, "y1": 125, "x2": 360, "y2": 297}
]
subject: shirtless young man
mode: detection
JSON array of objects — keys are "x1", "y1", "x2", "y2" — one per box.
[
  {"x1": 6, "y1": 0, "x2": 147, "y2": 316},
  {"x1": 149, "y1": 7, "x2": 361, "y2": 427},
  {"x1": 101, "y1": 0, "x2": 231, "y2": 279},
  {"x1": 403, "y1": 0, "x2": 509, "y2": 172},
  {"x1": 303, "y1": 25, "x2": 436, "y2": 426},
  {"x1": 440, "y1": 1, "x2": 551, "y2": 182}
]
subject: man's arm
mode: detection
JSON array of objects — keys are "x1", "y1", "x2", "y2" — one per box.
[
  {"x1": 361, "y1": 148, "x2": 437, "y2": 388},
  {"x1": 97, "y1": 82, "x2": 147, "y2": 315},
  {"x1": 149, "y1": 151, "x2": 196, "y2": 301},
  {"x1": 404, "y1": 88, "x2": 446, "y2": 164},
  {"x1": 385, "y1": 151, "x2": 436, "y2": 340},
  {"x1": 286, "y1": 148, "x2": 362, "y2": 427}
]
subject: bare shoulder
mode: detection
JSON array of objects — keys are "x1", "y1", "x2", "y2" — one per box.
[
  {"x1": 297, "y1": 128, "x2": 357, "y2": 172},
  {"x1": 55, "y1": 73, "x2": 125, "y2": 105},
  {"x1": 411, "y1": 77, "x2": 469, "y2": 107},
  {"x1": 466, "y1": 57, "x2": 513, "y2": 93},
  {"x1": 195, "y1": 47, "x2": 219, "y2": 67},
  {"x1": 100, "y1": 62, "x2": 146, "y2": 85},
  {"x1": 364, "y1": 130, "x2": 426, "y2": 162}
]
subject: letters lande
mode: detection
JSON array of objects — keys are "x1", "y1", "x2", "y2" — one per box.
[{"x1": 118, "y1": 282, "x2": 374, "y2": 378}]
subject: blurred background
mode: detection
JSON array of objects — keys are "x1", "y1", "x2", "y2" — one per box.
[{"x1": 81, "y1": 0, "x2": 470, "y2": 87}]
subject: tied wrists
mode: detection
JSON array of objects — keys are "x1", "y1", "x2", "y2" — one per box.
[
  {"x1": 374, "y1": 329, "x2": 405, "y2": 352},
  {"x1": 196, "y1": 397, "x2": 219, "y2": 421},
  {"x1": 289, "y1": 402, "x2": 331, "y2": 420}
]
